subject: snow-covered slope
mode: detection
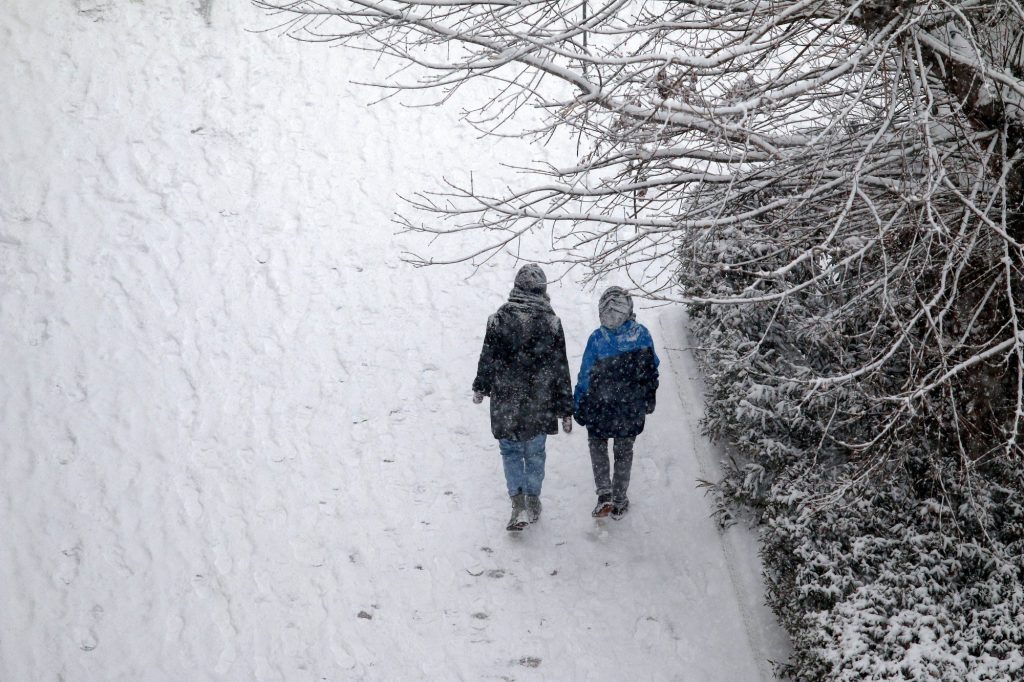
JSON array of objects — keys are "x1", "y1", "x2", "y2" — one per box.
[{"x1": 0, "y1": 1, "x2": 788, "y2": 679}]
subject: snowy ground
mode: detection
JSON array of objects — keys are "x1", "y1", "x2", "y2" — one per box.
[{"x1": 1, "y1": 1, "x2": 788, "y2": 679}]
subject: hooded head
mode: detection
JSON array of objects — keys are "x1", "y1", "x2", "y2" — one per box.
[
  {"x1": 513, "y1": 263, "x2": 547, "y2": 295},
  {"x1": 599, "y1": 286, "x2": 634, "y2": 330}
]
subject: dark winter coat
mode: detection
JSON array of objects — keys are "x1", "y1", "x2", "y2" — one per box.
[
  {"x1": 573, "y1": 320, "x2": 659, "y2": 439},
  {"x1": 473, "y1": 297, "x2": 574, "y2": 441}
]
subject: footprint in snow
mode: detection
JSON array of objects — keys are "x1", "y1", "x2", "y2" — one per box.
[
  {"x1": 56, "y1": 432, "x2": 77, "y2": 465},
  {"x1": 56, "y1": 543, "x2": 83, "y2": 586},
  {"x1": 465, "y1": 567, "x2": 507, "y2": 579},
  {"x1": 78, "y1": 631, "x2": 98, "y2": 652},
  {"x1": 75, "y1": 603, "x2": 105, "y2": 652}
]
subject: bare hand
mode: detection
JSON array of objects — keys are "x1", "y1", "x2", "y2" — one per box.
[{"x1": 561, "y1": 416, "x2": 573, "y2": 434}]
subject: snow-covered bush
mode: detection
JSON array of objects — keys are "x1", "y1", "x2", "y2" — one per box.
[
  {"x1": 688, "y1": 274, "x2": 1024, "y2": 680},
  {"x1": 759, "y1": 464, "x2": 1024, "y2": 681}
]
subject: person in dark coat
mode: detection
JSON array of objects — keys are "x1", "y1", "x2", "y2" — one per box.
[
  {"x1": 573, "y1": 286, "x2": 659, "y2": 519},
  {"x1": 473, "y1": 264, "x2": 574, "y2": 530}
]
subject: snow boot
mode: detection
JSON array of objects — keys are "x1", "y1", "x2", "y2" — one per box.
[
  {"x1": 611, "y1": 498, "x2": 630, "y2": 520},
  {"x1": 526, "y1": 495, "x2": 542, "y2": 523},
  {"x1": 506, "y1": 493, "x2": 529, "y2": 531},
  {"x1": 591, "y1": 493, "x2": 613, "y2": 518}
]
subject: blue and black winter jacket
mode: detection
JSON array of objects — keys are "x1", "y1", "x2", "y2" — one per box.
[{"x1": 573, "y1": 319, "x2": 659, "y2": 439}]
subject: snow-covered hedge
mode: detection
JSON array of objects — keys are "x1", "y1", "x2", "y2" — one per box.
[
  {"x1": 758, "y1": 463, "x2": 1024, "y2": 680},
  {"x1": 686, "y1": 244, "x2": 1024, "y2": 680}
]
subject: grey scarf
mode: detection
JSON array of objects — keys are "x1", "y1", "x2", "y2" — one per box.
[{"x1": 506, "y1": 264, "x2": 555, "y2": 316}]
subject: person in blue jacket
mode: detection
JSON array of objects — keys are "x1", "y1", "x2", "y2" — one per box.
[{"x1": 573, "y1": 286, "x2": 659, "y2": 518}]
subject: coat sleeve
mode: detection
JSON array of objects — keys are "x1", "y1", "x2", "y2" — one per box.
[
  {"x1": 472, "y1": 315, "x2": 498, "y2": 396},
  {"x1": 550, "y1": 319, "x2": 574, "y2": 418},
  {"x1": 642, "y1": 326, "x2": 660, "y2": 412},
  {"x1": 574, "y1": 332, "x2": 597, "y2": 412}
]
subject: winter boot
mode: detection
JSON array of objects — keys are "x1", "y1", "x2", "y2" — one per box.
[
  {"x1": 591, "y1": 493, "x2": 614, "y2": 518},
  {"x1": 611, "y1": 498, "x2": 630, "y2": 520},
  {"x1": 526, "y1": 495, "x2": 542, "y2": 523},
  {"x1": 506, "y1": 493, "x2": 528, "y2": 531}
]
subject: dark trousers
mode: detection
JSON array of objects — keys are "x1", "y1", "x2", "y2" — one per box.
[{"x1": 588, "y1": 436, "x2": 635, "y2": 503}]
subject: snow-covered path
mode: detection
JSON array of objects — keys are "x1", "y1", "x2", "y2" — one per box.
[{"x1": 1, "y1": 1, "x2": 787, "y2": 679}]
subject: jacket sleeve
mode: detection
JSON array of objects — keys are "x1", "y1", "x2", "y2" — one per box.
[
  {"x1": 642, "y1": 326, "x2": 660, "y2": 412},
  {"x1": 550, "y1": 319, "x2": 574, "y2": 418},
  {"x1": 472, "y1": 315, "x2": 498, "y2": 396},
  {"x1": 574, "y1": 332, "x2": 597, "y2": 412}
]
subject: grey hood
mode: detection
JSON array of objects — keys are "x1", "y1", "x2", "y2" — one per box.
[{"x1": 598, "y1": 286, "x2": 634, "y2": 330}]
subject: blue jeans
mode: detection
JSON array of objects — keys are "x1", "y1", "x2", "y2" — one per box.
[{"x1": 498, "y1": 434, "x2": 547, "y2": 497}]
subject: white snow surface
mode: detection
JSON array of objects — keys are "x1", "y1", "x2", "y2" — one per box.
[{"x1": 0, "y1": 1, "x2": 789, "y2": 679}]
